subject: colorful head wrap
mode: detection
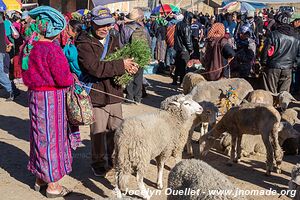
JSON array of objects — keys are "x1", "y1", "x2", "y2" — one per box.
[
  {"x1": 22, "y1": 6, "x2": 66, "y2": 71},
  {"x1": 207, "y1": 23, "x2": 225, "y2": 39}
]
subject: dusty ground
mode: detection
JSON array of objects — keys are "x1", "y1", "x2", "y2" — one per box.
[{"x1": 0, "y1": 74, "x2": 298, "y2": 200}]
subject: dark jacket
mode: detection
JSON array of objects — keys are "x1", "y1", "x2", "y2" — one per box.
[
  {"x1": 174, "y1": 12, "x2": 193, "y2": 53},
  {"x1": 75, "y1": 31, "x2": 125, "y2": 107},
  {"x1": 0, "y1": 15, "x2": 6, "y2": 53},
  {"x1": 261, "y1": 24, "x2": 300, "y2": 70}
]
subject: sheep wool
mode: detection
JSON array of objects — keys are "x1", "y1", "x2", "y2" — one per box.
[{"x1": 168, "y1": 159, "x2": 247, "y2": 200}]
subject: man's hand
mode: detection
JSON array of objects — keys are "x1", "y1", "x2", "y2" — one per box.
[{"x1": 124, "y1": 58, "x2": 138, "y2": 75}]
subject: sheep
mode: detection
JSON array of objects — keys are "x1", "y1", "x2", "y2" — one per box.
[
  {"x1": 281, "y1": 108, "x2": 300, "y2": 155},
  {"x1": 289, "y1": 164, "x2": 300, "y2": 200},
  {"x1": 219, "y1": 121, "x2": 300, "y2": 157},
  {"x1": 182, "y1": 72, "x2": 206, "y2": 95},
  {"x1": 246, "y1": 89, "x2": 296, "y2": 111},
  {"x1": 189, "y1": 78, "x2": 253, "y2": 107},
  {"x1": 167, "y1": 159, "x2": 247, "y2": 200},
  {"x1": 199, "y1": 103, "x2": 284, "y2": 176},
  {"x1": 113, "y1": 94, "x2": 203, "y2": 200}
]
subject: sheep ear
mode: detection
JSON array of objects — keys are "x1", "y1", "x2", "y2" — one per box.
[{"x1": 169, "y1": 101, "x2": 181, "y2": 107}]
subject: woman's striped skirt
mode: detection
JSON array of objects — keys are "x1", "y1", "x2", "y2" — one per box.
[{"x1": 27, "y1": 89, "x2": 72, "y2": 183}]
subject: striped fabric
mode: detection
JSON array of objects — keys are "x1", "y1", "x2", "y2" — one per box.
[
  {"x1": 27, "y1": 89, "x2": 73, "y2": 183},
  {"x1": 166, "y1": 24, "x2": 176, "y2": 47}
]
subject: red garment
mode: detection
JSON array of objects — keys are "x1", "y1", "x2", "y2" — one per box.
[
  {"x1": 166, "y1": 24, "x2": 175, "y2": 47},
  {"x1": 22, "y1": 41, "x2": 73, "y2": 90},
  {"x1": 13, "y1": 55, "x2": 22, "y2": 79}
]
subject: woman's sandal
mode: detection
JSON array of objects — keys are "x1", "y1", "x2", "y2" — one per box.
[
  {"x1": 46, "y1": 186, "x2": 72, "y2": 198},
  {"x1": 34, "y1": 183, "x2": 47, "y2": 192}
]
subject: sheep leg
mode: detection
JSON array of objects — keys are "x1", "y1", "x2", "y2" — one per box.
[
  {"x1": 155, "y1": 157, "x2": 165, "y2": 190},
  {"x1": 261, "y1": 133, "x2": 274, "y2": 176},
  {"x1": 114, "y1": 173, "x2": 123, "y2": 199},
  {"x1": 235, "y1": 135, "x2": 243, "y2": 163},
  {"x1": 270, "y1": 125, "x2": 283, "y2": 174},
  {"x1": 227, "y1": 134, "x2": 237, "y2": 166},
  {"x1": 137, "y1": 172, "x2": 150, "y2": 200},
  {"x1": 186, "y1": 129, "x2": 194, "y2": 156}
]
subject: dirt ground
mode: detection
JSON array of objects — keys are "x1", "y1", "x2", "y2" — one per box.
[{"x1": 0, "y1": 74, "x2": 298, "y2": 200}]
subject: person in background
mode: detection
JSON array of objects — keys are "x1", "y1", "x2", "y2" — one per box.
[
  {"x1": 0, "y1": 11, "x2": 20, "y2": 101},
  {"x1": 190, "y1": 15, "x2": 203, "y2": 59},
  {"x1": 290, "y1": 13, "x2": 300, "y2": 94},
  {"x1": 156, "y1": 17, "x2": 167, "y2": 70},
  {"x1": 231, "y1": 23, "x2": 256, "y2": 80},
  {"x1": 173, "y1": 11, "x2": 193, "y2": 85},
  {"x1": 202, "y1": 23, "x2": 235, "y2": 81},
  {"x1": 165, "y1": 14, "x2": 178, "y2": 76},
  {"x1": 149, "y1": 14, "x2": 158, "y2": 62},
  {"x1": 21, "y1": 6, "x2": 76, "y2": 197},
  {"x1": 63, "y1": 20, "x2": 83, "y2": 78},
  {"x1": 120, "y1": 7, "x2": 150, "y2": 103},
  {"x1": 223, "y1": 13, "x2": 237, "y2": 37},
  {"x1": 261, "y1": 12, "x2": 300, "y2": 93},
  {"x1": 76, "y1": 6, "x2": 138, "y2": 177}
]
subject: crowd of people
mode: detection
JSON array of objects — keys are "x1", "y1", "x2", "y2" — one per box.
[{"x1": 0, "y1": 3, "x2": 300, "y2": 198}]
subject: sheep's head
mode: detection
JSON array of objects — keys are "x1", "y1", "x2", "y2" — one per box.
[
  {"x1": 161, "y1": 95, "x2": 203, "y2": 120},
  {"x1": 171, "y1": 96, "x2": 203, "y2": 116},
  {"x1": 274, "y1": 91, "x2": 296, "y2": 111},
  {"x1": 278, "y1": 122, "x2": 300, "y2": 146},
  {"x1": 289, "y1": 163, "x2": 300, "y2": 193},
  {"x1": 198, "y1": 101, "x2": 218, "y2": 124}
]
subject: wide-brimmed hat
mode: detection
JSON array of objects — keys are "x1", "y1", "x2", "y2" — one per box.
[
  {"x1": 91, "y1": 5, "x2": 115, "y2": 26},
  {"x1": 127, "y1": 8, "x2": 144, "y2": 22}
]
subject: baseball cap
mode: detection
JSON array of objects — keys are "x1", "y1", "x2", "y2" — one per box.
[{"x1": 91, "y1": 5, "x2": 115, "y2": 26}]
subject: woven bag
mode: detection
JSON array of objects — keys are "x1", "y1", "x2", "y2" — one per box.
[{"x1": 66, "y1": 74, "x2": 95, "y2": 126}]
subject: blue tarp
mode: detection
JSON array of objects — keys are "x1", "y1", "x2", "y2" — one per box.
[
  {"x1": 222, "y1": 0, "x2": 266, "y2": 9},
  {"x1": 0, "y1": 0, "x2": 7, "y2": 12}
]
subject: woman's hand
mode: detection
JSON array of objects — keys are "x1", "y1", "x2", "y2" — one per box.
[{"x1": 124, "y1": 58, "x2": 139, "y2": 75}]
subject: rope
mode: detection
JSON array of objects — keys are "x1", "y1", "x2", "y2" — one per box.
[{"x1": 81, "y1": 85, "x2": 139, "y2": 105}]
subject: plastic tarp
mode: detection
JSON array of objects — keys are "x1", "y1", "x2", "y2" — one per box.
[
  {"x1": 223, "y1": 0, "x2": 300, "y2": 4},
  {"x1": 92, "y1": 0, "x2": 135, "y2": 6},
  {"x1": 2, "y1": 0, "x2": 21, "y2": 11},
  {"x1": 222, "y1": 0, "x2": 266, "y2": 9}
]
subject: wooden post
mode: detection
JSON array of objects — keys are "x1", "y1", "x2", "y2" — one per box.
[{"x1": 87, "y1": 0, "x2": 90, "y2": 9}]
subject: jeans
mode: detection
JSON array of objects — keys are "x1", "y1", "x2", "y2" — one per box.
[
  {"x1": 151, "y1": 37, "x2": 157, "y2": 60},
  {"x1": 0, "y1": 53, "x2": 13, "y2": 93},
  {"x1": 166, "y1": 47, "x2": 176, "y2": 67}
]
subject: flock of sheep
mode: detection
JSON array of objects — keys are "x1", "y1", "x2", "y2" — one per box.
[{"x1": 112, "y1": 71, "x2": 300, "y2": 200}]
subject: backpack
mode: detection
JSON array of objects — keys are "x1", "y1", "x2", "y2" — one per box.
[{"x1": 127, "y1": 23, "x2": 150, "y2": 46}]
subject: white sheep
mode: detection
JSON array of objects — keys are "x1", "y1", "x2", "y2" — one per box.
[
  {"x1": 182, "y1": 72, "x2": 206, "y2": 95},
  {"x1": 189, "y1": 78, "x2": 253, "y2": 107},
  {"x1": 113, "y1": 95, "x2": 203, "y2": 199},
  {"x1": 167, "y1": 159, "x2": 247, "y2": 200},
  {"x1": 199, "y1": 103, "x2": 284, "y2": 176}
]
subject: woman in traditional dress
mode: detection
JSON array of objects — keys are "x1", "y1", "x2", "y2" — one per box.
[{"x1": 21, "y1": 6, "x2": 74, "y2": 198}]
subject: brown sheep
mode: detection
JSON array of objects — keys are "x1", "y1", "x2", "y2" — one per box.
[{"x1": 199, "y1": 103, "x2": 284, "y2": 176}]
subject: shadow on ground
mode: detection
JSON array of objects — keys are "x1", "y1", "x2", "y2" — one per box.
[{"x1": 0, "y1": 115, "x2": 29, "y2": 142}]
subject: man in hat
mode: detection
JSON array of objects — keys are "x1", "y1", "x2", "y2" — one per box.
[
  {"x1": 149, "y1": 13, "x2": 158, "y2": 61},
  {"x1": 261, "y1": 11, "x2": 300, "y2": 93},
  {"x1": 120, "y1": 7, "x2": 150, "y2": 103},
  {"x1": 291, "y1": 13, "x2": 300, "y2": 37},
  {"x1": 76, "y1": 5, "x2": 138, "y2": 177}
]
